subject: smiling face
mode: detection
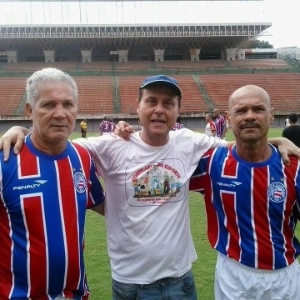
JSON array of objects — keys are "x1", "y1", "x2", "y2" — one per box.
[
  {"x1": 137, "y1": 85, "x2": 181, "y2": 146},
  {"x1": 228, "y1": 85, "x2": 274, "y2": 145},
  {"x1": 26, "y1": 81, "x2": 77, "y2": 154}
]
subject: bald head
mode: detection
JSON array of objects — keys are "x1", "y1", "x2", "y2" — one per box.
[{"x1": 229, "y1": 85, "x2": 271, "y2": 111}]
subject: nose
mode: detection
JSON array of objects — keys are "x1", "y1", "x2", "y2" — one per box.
[
  {"x1": 153, "y1": 102, "x2": 165, "y2": 114},
  {"x1": 244, "y1": 109, "x2": 256, "y2": 120},
  {"x1": 53, "y1": 104, "x2": 67, "y2": 118}
]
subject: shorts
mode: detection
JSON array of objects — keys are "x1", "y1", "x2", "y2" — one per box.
[{"x1": 214, "y1": 252, "x2": 300, "y2": 300}]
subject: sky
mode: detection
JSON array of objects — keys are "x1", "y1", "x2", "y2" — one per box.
[
  {"x1": 0, "y1": 0, "x2": 298, "y2": 49},
  {"x1": 260, "y1": 0, "x2": 299, "y2": 48}
]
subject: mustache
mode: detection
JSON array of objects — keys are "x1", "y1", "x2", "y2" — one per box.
[{"x1": 240, "y1": 123, "x2": 260, "y2": 129}]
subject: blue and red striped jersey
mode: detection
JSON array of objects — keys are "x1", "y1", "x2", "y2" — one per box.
[
  {"x1": 0, "y1": 135, "x2": 104, "y2": 299},
  {"x1": 213, "y1": 115, "x2": 226, "y2": 138},
  {"x1": 190, "y1": 145, "x2": 300, "y2": 270}
]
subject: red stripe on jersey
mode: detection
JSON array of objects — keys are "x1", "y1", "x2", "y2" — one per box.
[
  {"x1": 19, "y1": 146, "x2": 39, "y2": 177},
  {"x1": 222, "y1": 149, "x2": 238, "y2": 177},
  {"x1": 73, "y1": 143, "x2": 97, "y2": 208},
  {"x1": 0, "y1": 198, "x2": 13, "y2": 298},
  {"x1": 56, "y1": 158, "x2": 81, "y2": 293},
  {"x1": 283, "y1": 159, "x2": 298, "y2": 264},
  {"x1": 252, "y1": 168, "x2": 273, "y2": 269},
  {"x1": 221, "y1": 192, "x2": 241, "y2": 260},
  {"x1": 23, "y1": 195, "x2": 47, "y2": 297}
]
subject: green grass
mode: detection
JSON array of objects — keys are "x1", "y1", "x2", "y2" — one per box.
[{"x1": 82, "y1": 127, "x2": 298, "y2": 299}]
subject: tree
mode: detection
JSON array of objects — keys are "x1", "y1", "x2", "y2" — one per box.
[{"x1": 242, "y1": 39, "x2": 273, "y2": 49}]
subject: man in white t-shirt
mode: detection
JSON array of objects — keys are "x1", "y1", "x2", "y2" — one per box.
[
  {"x1": 0, "y1": 75, "x2": 299, "y2": 300},
  {"x1": 0, "y1": 75, "x2": 227, "y2": 300}
]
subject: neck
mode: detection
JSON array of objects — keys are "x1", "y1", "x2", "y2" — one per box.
[
  {"x1": 30, "y1": 135, "x2": 67, "y2": 155},
  {"x1": 235, "y1": 141, "x2": 271, "y2": 162},
  {"x1": 139, "y1": 131, "x2": 169, "y2": 147}
]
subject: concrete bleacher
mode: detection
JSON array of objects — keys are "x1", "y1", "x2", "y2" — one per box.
[
  {"x1": 119, "y1": 76, "x2": 145, "y2": 114},
  {"x1": 200, "y1": 73, "x2": 300, "y2": 113},
  {"x1": 0, "y1": 61, "x2": 299, "y2": 118},
  {"x1": 228, "y1": 59, "x2": 289, "y2": 70},
  {"x1": 154, "y1": 60, "x2": 227, "y2": 71},
  {"x1": 0, "y1": 78, "x2": 26, "y2": 115},
  {"x1": 75, "y1": 76, "x2": 114, "y2": 115},
  {"x1": 2, "y1": 62, "x2": 77, "y2": 73}
]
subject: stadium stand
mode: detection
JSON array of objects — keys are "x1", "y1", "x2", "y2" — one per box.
[
  {"x1": 200, "y1": 73, "x2": 300, "y2": 113},
  {"x1": 0, "y1": 78, "x2": 26, "y2": 115},
  {"x1": 228, "y1": 59, "x2": 289, "y2": 70},
  {"x1": 1, "y1": 71, "x2": 300, "y2": 119},
  {"x1": 75, "y1": 76, "x2": 114, "y2": 115},
  {"x1": 0, "y1": 3, "x2": 299, "y2": 129}
]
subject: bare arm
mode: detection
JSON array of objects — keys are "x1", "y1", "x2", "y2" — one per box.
[
  {"x1": 1, "y1": 126, "x2": 298, "y2": 167},
  {"x1": 268, "y1": 137, "x2": 300, "y2": 166},
  {"x1": 91, "y1": 202, "x2": 105, "y2": 216},
  {"x1": 0, "y1": 126, "x2": 30, "y2": 161}
]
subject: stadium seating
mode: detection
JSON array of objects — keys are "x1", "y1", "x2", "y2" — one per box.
[
  {"x1": 75, "y1": 76, "x2": 114, "y2": 115},
  {"x1": 228, "y1": 59, "x2": 289, "y2": 70},
  {"x1": 0, "y1": 78, "x2": 26, "y2": 115},
  {"x1": 0, "y1": 63, "x2": 299, "y2": 118},
  {"x1": 200, "y1": 73, "x2": 300, "y2": 113}
]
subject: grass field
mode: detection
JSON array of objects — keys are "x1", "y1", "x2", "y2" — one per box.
[{"x1": 78, "y1": 127, "x2": 300, "y2": 299}]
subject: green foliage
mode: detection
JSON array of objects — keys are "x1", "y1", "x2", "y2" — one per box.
[{"x1": 242, "y1": 39, "x2": 273, "y2": 49}]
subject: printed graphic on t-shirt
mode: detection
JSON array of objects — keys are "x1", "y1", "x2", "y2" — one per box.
[{"x1": 126, "y1": 159, "x2": 187, "y2": 206}]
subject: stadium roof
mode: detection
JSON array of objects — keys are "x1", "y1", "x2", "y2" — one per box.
[{"x1": 0, "y1": 23, "x2": 271, "y2": 52}]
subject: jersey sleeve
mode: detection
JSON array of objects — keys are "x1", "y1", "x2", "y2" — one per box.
[
  {"x1": 88, "y1": 159, "x2": 105, "y2": 208},
  {"x1": 210, "y1": 121, "x2": 216, "y2": 132},
  {"x1": 189, "y1": 149, "x2": 213, "y2": 192}
]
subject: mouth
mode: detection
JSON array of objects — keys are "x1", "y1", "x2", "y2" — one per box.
[
  {"x1": 151, "y1": 119, "x2": 166, "y2": 124},
  {"x1": 50, "y1": 125, "x2": 67, "y2": 129},
  {"x1": 240, "y1": 124, "x2": 259, "y2": 130}
]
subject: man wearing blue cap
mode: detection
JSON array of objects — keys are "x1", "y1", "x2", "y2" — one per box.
[{"x1": 0, "y1": 75, "x2": 298, "y2": 300}]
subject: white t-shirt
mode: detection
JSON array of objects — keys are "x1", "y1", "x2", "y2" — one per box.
[
  {"x1": 205, "y1": 121, "x2": 216, "y2": 137},
  {"x1": 77, "y1": 128, "x2": 227, "y2": 284}
]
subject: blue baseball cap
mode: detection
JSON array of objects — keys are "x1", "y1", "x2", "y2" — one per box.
[{"x1": 139, "y1": 75, "x2": 182, "y2": 97}]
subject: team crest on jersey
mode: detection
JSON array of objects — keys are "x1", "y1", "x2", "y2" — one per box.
[
  {"x1": 267, "y1": 182, "x2": 287, "y2": 203},
  {"x1": 74, "y1": 172, "x2": 87, "y2": 193}
]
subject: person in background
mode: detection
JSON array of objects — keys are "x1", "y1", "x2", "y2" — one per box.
[
  {"x1": 99, "y1": 116, "x2": 111, "y2": 135},
  {"x1": 172, "y1": 115, "x2": 184, "y2": 130},
  {"x1": 0, "y1": 68, "x2": 105, "y2": 299},
  {"x1": 190, "y1": 85, "x2": 300, "y2": 300},
  {"x1": 80, "y1": 118, "x2": 88, "y2": 138},
  {"x1": 285, "y1": 116, "x2": 290, "y2": 128},
  {"x1": 212, "y1": 107, "x2": 227, "y2": 139},
  {"x1": 0, "y1": 76, "x2": 299, "y2": 300},
  {"x1": 204, "y1": 112, "x2": 216, "y2": 137},
  {"x1": 109, "y1": 118, "x2": 117, "y2": 133},
  {"x1": 282, "y1": 113, "x2": 300, "y2": 147}
]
